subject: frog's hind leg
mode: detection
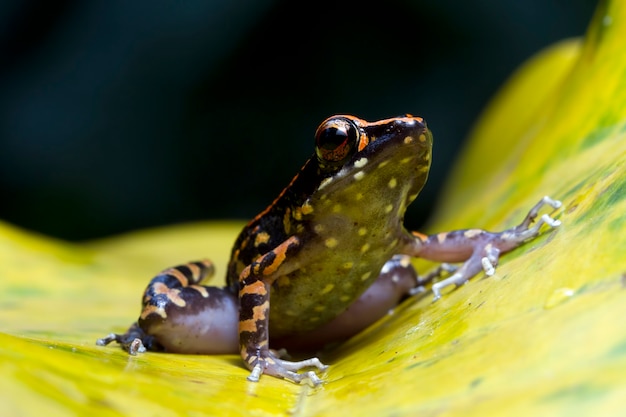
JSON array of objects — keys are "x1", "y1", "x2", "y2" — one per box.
[{"x1": 97, "y1": 260, "x2": 239, "y2": 355}]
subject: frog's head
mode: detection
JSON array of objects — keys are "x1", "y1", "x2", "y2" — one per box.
[{"x1": 311, "y1": 115, "x2": 432, "y2": 218}]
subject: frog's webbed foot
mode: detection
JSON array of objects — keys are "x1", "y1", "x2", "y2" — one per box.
[
  {"x1": 96, "y1": 322, "x2": 160, "y2": 354},
  {"x1": 246, "y1": 351, "x2": 328, "y2": 386},
  {"x1": 426, "y1": 196, "x2": 562, "y2": 300}
]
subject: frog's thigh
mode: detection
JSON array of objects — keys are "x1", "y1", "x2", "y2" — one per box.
[{"x1": 138, "y1": 269, "x2": 239, "y2": 354}]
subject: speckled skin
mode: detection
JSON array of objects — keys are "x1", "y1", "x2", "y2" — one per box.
[
  {"x1": 229, "y1": 116, "x2": 432, "y2": 339},
  {"x1": 98, "y1": 115, "x2": 561, "y2": 385}
]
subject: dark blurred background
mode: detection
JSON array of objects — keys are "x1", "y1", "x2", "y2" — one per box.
[{"x1": 0, "y1": 0, "x2": 596, "y2": 241}]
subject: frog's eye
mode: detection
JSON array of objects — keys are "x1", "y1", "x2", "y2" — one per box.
[{"x1": 314, "y1": 118, "x2": 359, "y2": 166}]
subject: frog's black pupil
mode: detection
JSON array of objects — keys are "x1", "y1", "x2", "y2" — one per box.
[{"x1": 319, "y1": 127, "x2": 348, "y2": 150}]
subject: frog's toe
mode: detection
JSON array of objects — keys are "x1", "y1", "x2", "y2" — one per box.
[
  {"x1": 431, "y1": 241, "x2": 502, "y2": 300},
  {"x1": 96, "y1": 333, "x2": 147, "y2": 354},
  {"x1": 96, "y1": 333, "x2": 117, "y2": 346},
  {"x1": 96, "y1": 322, "x2": 158, "y2": 354},
  {"x1": 431, "y1": 269, "x2": 477, "y2": 301},
  {"x1": 247, "y1": 354, "x2": 328, "y2": 386}
]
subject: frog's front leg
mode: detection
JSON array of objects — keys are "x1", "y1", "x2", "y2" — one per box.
[
  {"x1": 238, "y1": 236, "x2": 328, "y2": 385},
  {"x1": 408, "y1": 196, "x2": 562, "y2": 300}
]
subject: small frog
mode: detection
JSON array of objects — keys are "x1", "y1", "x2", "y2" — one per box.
[{"x1": 98, "y1": 115, "x2": 561, "y2": 385}]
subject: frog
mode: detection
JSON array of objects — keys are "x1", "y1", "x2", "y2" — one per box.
[{"x1": 98, "y1": 114, "x2": 561, "y2": 385}]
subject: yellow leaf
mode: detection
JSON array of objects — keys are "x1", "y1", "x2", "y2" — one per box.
[{"x1": 2, "y1": 1, "x2": 626, "y2": 415}]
